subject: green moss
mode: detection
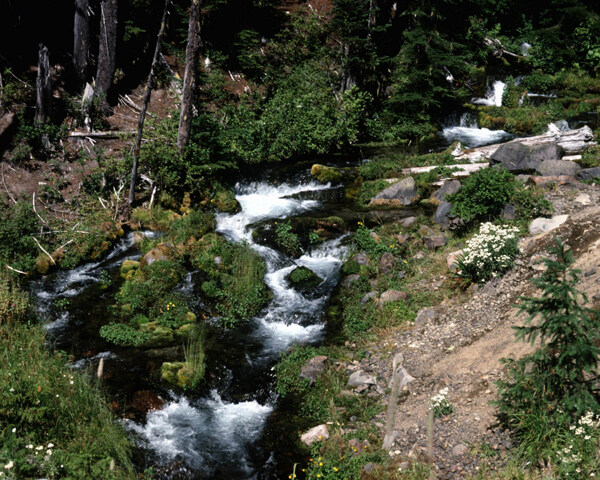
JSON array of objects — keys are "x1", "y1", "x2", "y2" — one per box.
[
  {"x1": 285, "y1": 266, "x2": 323, "y2": 292},
  {"x1": 310, "y1": 164, "x2": 343, "y2": 184},
  {"x1": 119, "y1": 260, "x2": 140, "y2": 280}
]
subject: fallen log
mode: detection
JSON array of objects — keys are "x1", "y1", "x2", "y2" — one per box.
[
  {"x1": 454, "y1": 124, "x2": 596, "y2": 162},
  {"x1": 68, "y1": 130, "x2": 135, "y2": 138}
]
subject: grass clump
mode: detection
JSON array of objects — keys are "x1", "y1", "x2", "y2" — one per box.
[
  {"x1": 0, "y1": 270, "x2": 29, "y2": 325},
  {"x1": 0, "y1": 323, "x2": 135, "y2": 479},
  {"x1": 99, "y1": 323, "x2": 149, "y2": 347}
]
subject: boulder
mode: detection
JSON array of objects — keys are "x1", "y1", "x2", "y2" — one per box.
[
  {"x1": 433, "y1": 201, "x2": 452, "y2": 229},
  {"x1": 500, "y1": 204, "x2": 516, "y2": 220},
  {"x1": 310, "y1": 164, "x2": 343, "y2": 184},
  {"x1": 446, "y1": 250, "x2": 464, "y2": 271},
  {"x1": 379, "y1": 252, "x2": 395, "y2": 275},
  {"x1": 529, "y1": 215, "x2": 569, "y2": 235},
  {"x1": 379, "y1": 289, "x2": 407, "y2": 303},
  {"x1": 120, "y1": 260, "x2": 140, "y2": 280},
  {"x1": 528, "y1": 175, "x2": 584, "y2": 188},
  {"x1": 418, "y1": 225, "x2": 433, "y2": 236},
  {"x1": 415, "y1": 308, "x2": 436, "y2": 327},
  {"x1": 341, "y1": 274, "x2": 361, "y2": 287},
  {"x1": 285, "y1": 266, "x2": 323, "y2": 293},
  {"x1": 394, "y1": 233, "x2": 411, "y2": 244},
  {"x1": 400, "y1": 216, "x2": 417, "y2": 228},
  {"x1": 352, "y1": 252, "x2": 370, "y2": 266},
  {"x1": 369, "y1": 177, "x2": 418, "y2": 207},
  {"x1": 423, "y1": 235, "x2": 447, "y2": 250},
  {"x1": 160, "y1": 362, "x2": 195, "y2": 389},
  {"x1": 490, "y1": 142, "x2": 564, "y2": 173},
  {"x1": 300, "y1": 355, "x2": 328, "y2": 385},
  {"x1": 300, "y1": 424, "x2": 330, "y2": 446},
  {"x1": 348, "y1": 370, "x2": 376, "y2": 388},
  {"x1": 430, "y1": 180, "x2": 461, "y2": 206},
  {"x1": 140, "y1": 242, "x2": 177, "y2": 267},
  {"x1": 361, "y1": 291, "x2": 378, "y2": 304},
  {"x1": 574, "y1": 193, "x2": 591, "y2": 205},
  {"x1": 535, "y1": 159, "x2": 581, "y2": 177},
  {"x1": 131, "y1": 390, "x2": 165, "y2": 413},
  {"x1": 576, "y1": 167, "x2": 600, "y2": 181}
]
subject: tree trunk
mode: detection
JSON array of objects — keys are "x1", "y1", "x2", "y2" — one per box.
[
  {"x1": 73, "y1": 0, "x2": 90, "y2": 85},
  {"x1": 95, "y1": 0, "x2": 117, "y2": 114},
  {"x1": 177, "y1": 0, "x2": 203, "y2": 155},
  {"x1": 35, "y1": 44, "x2": 51, "y2": 126},
  {"x1": 128, "y1": 0, "x2": 170, "y2": 210}
]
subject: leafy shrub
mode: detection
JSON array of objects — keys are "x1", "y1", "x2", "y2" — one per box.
[
  {"x1": 448, "y1": 167, "x2": 516, "y2": 223},
  {"x1": 99, "y1": 323, "x2": 149, "y2": 347},
  {"x1": 430, "y1": 387, "x2": 454, "y2": 418},
  {"x1": 155, "y1": 296, "x2": 190, "y2": 329},
  {"x1": 353, "y1": 223, "x2": 395, "y2": 258},
  {"x1": 456, "y1": 223, "x2": 520, "y2": 283},
  {"x1": 275, "y1": 222, "x2": 302, "y2": 257},
  {"x1": 511, "y1": 182, "x2": 553, "y2": 221},
  {"x1": 169, "y1": 210, "x2": 216, "y2": 243},
  {"x1": 497, "y1": 239, "x2": 600, "y2": 463},
  {"x1": 0, "y1": 201, "x2": 40, "y2": 272}
]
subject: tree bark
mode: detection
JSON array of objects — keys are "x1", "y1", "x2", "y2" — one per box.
[
  {"x1": 73, "y1": 0, "x2": 90, "y2": 85},
  {"x1": 177, "y1": 0, "x2": 202, "y2": 155},
  {"x1": 35, "y1": 44, "x2": 51, "y2": 126},
  {"x1": 128, "y1": 0, "x2": 170, "y2": 210},
  {"x1": 95, "y1": 0, "x2": 117, "y2": 113}
]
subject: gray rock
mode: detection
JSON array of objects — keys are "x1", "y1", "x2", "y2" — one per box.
[
  {"x1": 423, "y1": 235, "x2": 447, "y2": 250},
  {"x1": 352, "y1": 252, "x2": 370, "y2": 266},
  {"x1": 529, "y1": 215, "x2": 569, "y2": 235},
  {"x1": 400, "y1": 216, "x2": 417, "y2": 228},
  {"x1": 434, "y1": 201, "x2": 452, "y2": 228},
  {"x1": 380, "y1": 289, "x2": 407, "y2": 303},
  {"x1": 516, "y1": 174, "x2": 531, "y2": 183},
  {"x1": 341, "y1": 274, "x2": 361, "y2": 287},
  {"x1": 500, "y1": 203, "x2": 516, "y2": 220},
  {"x1": 535, "y1": 159, "x2": 581, "y2": 177},
  {"x1": 576, "y1": 167, "x2": 600, "y2": 181},
  {"x1": 370, "y1": 177, "x2": 418, "y2": 206},
  {"x1": 575, "y1": 193, "x2": 591, "y2": 205},
  {"x1": 361, "y1": 291, "x2": 378, "y2": 304},
  {"x1": 394, "y1": 233, "x2": 411, "y2": 244},
  {"x1": 348, "y1": 370, "x2": 376, "y2": 387},
  {"x1": 452, "y1": 444, "x2": 469, "y2": 456},
  {"x1": 415, "y1": 308, "x2": 436, "y2": 327},
  {"x1": 379, "y1": 252, "x2": 395, "y2": 275},
  {"x1": 300, "y1": 355, "x2": 328, "y2": 385},
  {"x1": 490, "y1": 142, "x2": 564, "y2": 172},
  {"x1": 300, "y1": 424, "x2": 329, "y2": 446},
  {"x1": 431, "y1": 180, "x2": 461, "y2": 205}
]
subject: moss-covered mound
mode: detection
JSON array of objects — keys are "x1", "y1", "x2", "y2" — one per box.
[{"x1": 286, "y1": 266, "x2": 323, "y2": 293}]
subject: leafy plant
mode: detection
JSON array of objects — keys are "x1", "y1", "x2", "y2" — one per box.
[
  {"x1": 430, "y1": 387, "x2": 454, "y2": 418},
  {"x1": 275, "y1": 222, "x2": 302, "y2": 257},
  {"x1": 99, "y1": 323, "x2": 149, "y2": 347}
]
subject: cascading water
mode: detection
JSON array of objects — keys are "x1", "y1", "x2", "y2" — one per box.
[
  {"x1": 440, "y1": 111, "x2": 512, "y2": 148},
  {"x1": 472, "y1": 80, "x2": 506, "y2": 107},
  {"x1": 33, "y1": 172, "x2": 349, "y2": 479}
]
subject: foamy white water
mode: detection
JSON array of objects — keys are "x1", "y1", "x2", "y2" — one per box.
[
  {"x1": 441, "y1": 111, "x2": 512, "y2": 148},
  {"x1": 472, "y1": 80, "x2": 506, "y2": 107}
]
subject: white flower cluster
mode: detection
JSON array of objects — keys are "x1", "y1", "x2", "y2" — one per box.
[
  {"x1": 558, "y1": 411, "x2": 600, "y2": 473},
  {"x1": 458, "y1": 222, "x2": 520, "y2": 282},
  {"x1": 430, "y1": 387, "x2": 453, "y2": 417}
]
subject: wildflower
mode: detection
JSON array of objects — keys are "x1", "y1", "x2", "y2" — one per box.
[
  {"x1": 46, "y1": 449, "x2": 52, "y2": 455},
  {"x1": 9, "y1": 388, "x2": 13, "y2": 393},
  {"x1": 47, "y1": 443, "x2": 54, "y2": 448},
  {"x1": 70, "y1": 380, "x2": 74, "y2": 385},
  {"x1": 35, "y1": 446, "x2": 43, "y2": 451},
  {"x1": 11, "y1": 428, "x2": 15, "y2": 433},
  {"x1": 26, "y1": 445, "x2": 33, "y2": 449},
  {"x1": 3, "y1": 461, "x2": 13, "y2": 470}
]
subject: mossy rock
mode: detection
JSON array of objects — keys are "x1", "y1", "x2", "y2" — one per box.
[
  {"x1": 138, "y1": 321, "x2": 175, "y2": 348},
  {"x1": 36, "y1": 255, "x2": 51, "y2": 275},
  {"x1": 120, "y1": 260, "x2": 140, "y2": 280},
  {"x1": 310, "y1": 164, "x2": 343, "y2": 184},
  {"x1": 213, "y1": 187, "x2": 241, "y2": 214},
  {"x1": 161, "y1": 362, "x2": 195, "y2": 389},
  {"x1": 286, "y1": 266, "x2": 323, "y2": 293}
]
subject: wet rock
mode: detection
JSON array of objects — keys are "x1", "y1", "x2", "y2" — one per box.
[
  {"x1": 300, "y1": 355, "x2": 328, "y2": 385},
  {"x1": 348, "y1": 370, "x2": 376, "y2": 388},
  {"x1": 536, "y1": 159, "x2": 581, "y2": 177},
  {"x1": 341, "y1": 274, "x2": 361, "y2": 287},
  {"x1": 423, "y1": 235, "x2": 447, "y2": 250},
  {"x1": 369, "y1": 177, "x2": 419, "y2": 207},
  {"x1": 529, "y1": 215, "x2": 569, "y2": 235},
  {"x1": 140, "y1": 242, "x2": 177, "y2": 267},
  {"x1": 431, "y1": 180, "x2": 461, "y2": 206},
  {"x1": 160, "y1": 362, "x2": 196, "y2": 389},
  {"x1": 361, "y1": 291, "x2": 378, "y2": 304},
  {"x1": 300, "y1": 424, "x2": 329, "y2": 446},
  {"x1": 400, "y1": 216, "x2": 417, "y2": 228},
  {"x1": 379, "y1": 289, "x2": 407, "y2": 303},
  {"x1": 285, "y1": 266, "x2": 323, "y2": 293},
  {"x1": 131, "y1": 390, "x2": 165, "y2": 413},
  {"x1": 576, "y1": 167, "x2": 600, "y2": 181},
  {"x1": 490, "y1": 142, "x2": 564, "y2": 173},
  {"x1": 379, "y1": 252, "x2": 395, "y2": 275},
  {"x1": 310, "y1": 164, "x2": 343, "y2": 184}
]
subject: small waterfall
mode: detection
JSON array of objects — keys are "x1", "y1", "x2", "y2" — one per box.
[
  {"x1": 472, "y1": 80, "x2": 506, "y2": 107},
  {"x1": 440, "y1": 111, "x2": 512, "y2": 148}
]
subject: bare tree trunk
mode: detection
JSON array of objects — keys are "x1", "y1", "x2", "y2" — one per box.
[
  {"x1": 95, "y1": 0, "x2": 117, "y2": 114},
  {"x1": 73, "y1": 0, "x2": 90, "y2": 85},
  {"x1": 128, "y1": 0, "x2": 170, "y2": 211},
  {"x1": 35, "y1": 44, "x2": 51, "y2": 126},
  {"x1": 177, "y1": 0, "x2": 202, "y2": 155}
]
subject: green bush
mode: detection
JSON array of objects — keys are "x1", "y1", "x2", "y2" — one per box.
[
  {"x1": 0, "y1": 324, "x2": 135, "y2": 479},
  {"x1": 0, "y1": 201, "x2": 40, "y2": 272},
  {"x1": 99, "y1": 323, "x2": 149, "y2": 347},
  {"x1": 275, "y1": 222, "x2": 302, "y2": 257},
  {"x1": 497, "y1": 239, "x2": 600, "y2": 464},
  {"x1": 448, "y1": 167, "x2": 516, "y2": 223}
]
